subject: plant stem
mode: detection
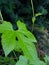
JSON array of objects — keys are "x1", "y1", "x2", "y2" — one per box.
[
  {"x1": 0, "y1": 11, "x2": 3, "y2": 23},
  {"x1": 31, "y1": 0, "x2": 34, "y2": 17},
  {"x1": 31, "y1": 0, "x2": 35, "y2": 32},
  {"x1": 13, "y1": 51, "x2": 18, "y2": 60}
]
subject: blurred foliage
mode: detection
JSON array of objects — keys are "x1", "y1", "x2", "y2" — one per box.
[
  {"x1": 0, "y1": 0, "x2": 49, "y2": 29},
  {"x1": 0, "y1": 56, "x2": 16, "y2": 65}
]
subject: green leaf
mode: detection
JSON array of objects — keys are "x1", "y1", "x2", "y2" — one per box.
[
  {"x1": 14, "y1": 41, "x2": 21, "y2": 52},
  {"x1": 17, "y1": 20, "x2": 27, "y2": 30},
  {"x1": 44, "y1": 55, "x2": 49, "y2": 64},
  {"x1": 0, "y1": 21, "x2": 20, "y2": 56},
  {"x1": 32, "y1": 13, "x2": 42, "y2": 24},
  {"x1": 35, "y1": 13, "x2": 42, "y2": 17},
  {"x1": 0, "y1": 21, "x2": 13, "y2": 33},
  {"x1": 41, "y1": 8, "x2": 48, "y2": 15},
  {"x1": 16, "y1": 32, "x2": 46, "y2": 65},
  {"x1": 1, "y1": 31, "x2": 16, "y2": 56},
  {"x1": 15, "y1": 55, "x2": 28, "y2": 65},
  {"x1": 17, "y1": 21, "x2": 37, "y2": 42},
  {"x1": 16, "y1": 21, "x2": 46, "y2": 65}
]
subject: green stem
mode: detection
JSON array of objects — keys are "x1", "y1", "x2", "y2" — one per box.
[
  {"x1": 0, "y1": 11, "x2": 3, "y2": 22},
  {"x1": 31, "y1": 0, "x2": 34, "y2": 17},
  {"x1": 13, "y1": 51, "x2": 18, "y2": 60},
  {"x1": 31, "y1": 0, "x2": 35, "y2": 32}
]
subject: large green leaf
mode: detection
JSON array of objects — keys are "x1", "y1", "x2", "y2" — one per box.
[
  {"x1": 16, "y1": 21, "x2": 46, "y2": 65},
  {"x1": 0, "y1": 21, "x2": 20, "y2": 56},
  {"x1": 16, "y1": 32, "x2": 46, "y2": 65},
  {"x1": 1, "y1": 30, "x2": 17, "y2": 56}
]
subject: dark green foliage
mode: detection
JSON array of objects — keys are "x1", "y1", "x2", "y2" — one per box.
[
  {"x1": 0, "y1": 0, "x2": 49, "y2": 30},
  {"x1": 0, "y1": 0, "x2": 32, "y2": 30},
  {"x1": 33, "y1": 0, "x2": 49, "y2": 29},
  {"x1": 0, "y1": 56, "x2": 16, "y2": 65}
]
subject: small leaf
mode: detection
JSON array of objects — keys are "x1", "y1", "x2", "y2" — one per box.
[{"x1": 35, "y1": 13, "x2": 42, "y2": 17}]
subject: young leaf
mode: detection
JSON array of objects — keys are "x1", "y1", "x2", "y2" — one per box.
[{"x1": 35, "y1": 13, "x2": 42, "y2": 17}]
